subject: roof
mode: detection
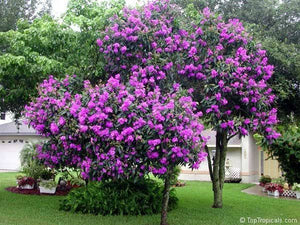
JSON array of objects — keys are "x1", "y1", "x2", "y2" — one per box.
[
  {"x1": 203, "y1": 129, "x2": 242, "y2": 147},
  {"x1": 0, "y1": 121, "x2": 37, "y2": 136}
]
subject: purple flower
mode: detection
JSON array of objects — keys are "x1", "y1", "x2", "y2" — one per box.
[
  {"x1": 211, "y1": 69, "x2": 218, "y2": 78},
  {"x1": 80, "y1": 125, "x2": 88, "y2": 133},
  {"x1": 242, "y1": 97, "x2": 249, "y2": 104},
  {"x1": 96, "y1": 39, "x2": 103, "y2": 47},
  {"x1": 218, "y1": 80, "x2": 224, "y2": 88},
  {"x1": 58, "y1": 117, "x2": 66, "y2": 126},
  {"x1": 189, "y1": 46, "x2": 197, "y2": 57},
  {"x1": 50, "y1": 123, "x2": 59, "y2": 134},
  {"x1": 121, "y1": 46, "x2": 127, "y2": 54}
]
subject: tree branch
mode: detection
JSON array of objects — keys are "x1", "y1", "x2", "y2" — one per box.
[
  {"x1": 227, "y1": 132, "x2": 237, "y2": 142},
  {"x1": 205, "y1": 145, "x2": 214, "y2": 181}
]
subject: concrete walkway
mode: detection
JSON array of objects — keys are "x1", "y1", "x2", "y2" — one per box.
[{"x1": 242, "y1": 185, "x2": 298, "y2": 201}]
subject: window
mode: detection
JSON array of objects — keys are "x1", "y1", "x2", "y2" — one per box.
[{"x1": 0, "y1": 112, "x2": 5, "y2": 120}]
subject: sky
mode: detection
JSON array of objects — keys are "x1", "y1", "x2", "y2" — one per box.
[
  {"x1": 51, "y1": 0, "x2": 140, "y2": 18},
  {"x1": 52, "y1": 0, "x2": 69, "y2": 17}
]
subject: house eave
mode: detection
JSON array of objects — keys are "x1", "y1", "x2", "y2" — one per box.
[
  {"x1": 0, "y1": 133, "x2": 39, "y2": 136},
  {"x1": 207, "y1": 144, "x2": 241, "y2": 148}
]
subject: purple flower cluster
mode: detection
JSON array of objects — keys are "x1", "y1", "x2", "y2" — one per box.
[
  {"x1": 97, "y1": 0, "x2": 279, "y2": 141},
  {"x1": 25, "y1": 74, "x2": 207, "y2": 180}
]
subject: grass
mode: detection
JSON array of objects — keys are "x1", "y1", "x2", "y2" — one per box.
[{"x1": 0, "y1": 172, "x2": 299, "y2": 225}]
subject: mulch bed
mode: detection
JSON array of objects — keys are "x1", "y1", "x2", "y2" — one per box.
[{"x1": 5, "y1": 185, "x2": 73, "y2": 196}]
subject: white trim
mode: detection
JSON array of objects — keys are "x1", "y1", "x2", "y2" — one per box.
[{"x1": 207, "y1": 144, "x2": 241, "y2": 148}]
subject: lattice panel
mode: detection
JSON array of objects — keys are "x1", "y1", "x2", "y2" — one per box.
[
  {"x1": 229, "y1": 168, "x2": 241, "y2": 179},
  {"x1": 282, "y1": 190, "x2": 296, "y2": 198},
  {"x1": 225, "y1": 168, "x2": 231, "y2": 178}
]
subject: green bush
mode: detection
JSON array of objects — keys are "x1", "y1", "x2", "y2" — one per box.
[
  {"x1": 60, "y1": 178, "x2": 178, "y2": 215},
  {"x1": 259, "y1": 175, "x2": 272, "y2": 185},
  {"x1": 170, "y1": 166, "x2": 181, "y2": 186},
  {"x1": 272, "y1": 177, "x2": 286, "y2": 186},
  {"x1": 20, "y1": 142, "x2": 45, "y2": 180},
  {"x1": 266, "y1": 125, "x2": 300, "y2": 185},
  {"x1": 20, "y1": 142, "x2": 39, "y2": 167},
  {"x1": 22, "y1": 161, "x2": 45, "y2": 180}
]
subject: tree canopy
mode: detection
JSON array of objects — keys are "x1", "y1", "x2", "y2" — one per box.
[
  {"x1": 0, "y1": 0, "x2": 52, "y2": 32},
  {"x1": 0, "y1": 0, "x2": 125, "y2": 119}
]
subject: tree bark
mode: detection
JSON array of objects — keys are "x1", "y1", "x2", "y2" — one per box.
[
  {"x1": 212, "y1": 129, "x2": 228, "y2": 208},
  {"x1": 205, "y1": 145, "x2": 214, "y2": 181},
  {"x1": 161, "y1": 168, "x2": 172, "y2": 225}
]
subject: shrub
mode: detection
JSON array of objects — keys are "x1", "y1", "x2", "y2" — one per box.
[
  {"x1": 272, "y1": 177, "x2": 286, "y2": 186},
  {"x1": 69, "y1": 177, "x2": 85, "y2": 187},
  {"x1": 20, "y1": 142, "x2": 45, "y2": 180},
  {"x1": 224, "y1": 178, "x2": 242, "y2": 183},
  {"x1": 20, "y1": 142, "x2": 40, "y2": 167},
  {"x1": 22, "y1": 162, "x2": 45, "y2": 180},
  {"x1": 292, "y1": 183, "x2": 300, "y2": 192},
  {"x1": 259, "y1": 175, "x2": 272, "y2": 186},
  {"x1": 170, "y1": 166, "x2": 181, "y2": 186},
  {"x1": 266, "y1": 125, "x2": 300, "y2": 185},
  {"x1": 60, "y1": 178, "x2": 178, "y2": 215}
]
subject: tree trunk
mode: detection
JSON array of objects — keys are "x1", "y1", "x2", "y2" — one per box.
[
  {"x1": 161, "y1": 169, "x2": 172, "y2": 225},
  {"x1": 211, "y1": 129, "x2": 228, "y2": 208}
]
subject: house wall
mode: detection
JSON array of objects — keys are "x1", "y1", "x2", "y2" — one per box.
[
  {"x1": 241, "y1": 135, "x2": 260, "y2": 183},
  {"x1": 179, "y1": 134, "x2": 261, "y2": 183},
  {"x1": 263, "y1": 151, "x2": 282, "y2": 179},
  {"x1": 179, "y1": 147, "x2": 242, "y2": 181},
  {"x1": 0, "y1": 112, "x2": 13, "y2": 125},
  {"x1": 0, "y1": 135, "x2": 41, "y2": 171}
]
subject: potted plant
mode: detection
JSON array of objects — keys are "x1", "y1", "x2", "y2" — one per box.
[
  {"x1": 39, "y1": 180, "x2": 57, "y2": 194},
  {"x1": 40, "y1": 169, "x2": 55, "y2": 181},
  {"x1": 292, "y1": 183, "x2": 300, "y2": 199},
  {"x1": 265, "y1": 183, "x2": 284, "y2": 197},
  {"x1": 259, "y1": 175, "x2": 271, "y2": 192},
  {"x1": 18, "y1": 177, "x2": 35, "y2": 189}
]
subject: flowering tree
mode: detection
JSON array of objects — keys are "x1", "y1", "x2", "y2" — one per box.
[
  {"x1": 25, "y1": 74, "x2": 207, "y2": 224},
  {"x1": 97, "y1": 0, "x2": 280, "y2": 208}
]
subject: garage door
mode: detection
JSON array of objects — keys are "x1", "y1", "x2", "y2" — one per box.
[{"x1": 0, "y1": 139, "x2": 25, "y2": 170}]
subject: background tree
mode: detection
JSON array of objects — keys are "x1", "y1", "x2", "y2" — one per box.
[
  {"x1": 173, "y1": 0, "x2": 300, "y2": 123},
  {"x1": 0, "y1": 0, "x2": 52, "y2": 32},
  {"x1": 0, "y1": 0, "x2": 125, "y2": 119}
]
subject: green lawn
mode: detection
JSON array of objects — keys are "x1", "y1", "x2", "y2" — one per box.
[{"x1": 0, "y1": 172, "x2": 299, "y2": 225}]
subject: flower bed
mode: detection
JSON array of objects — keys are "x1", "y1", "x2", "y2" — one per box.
[{"x1": 6, "y1": 185, "x2": 72, "y2": 196}]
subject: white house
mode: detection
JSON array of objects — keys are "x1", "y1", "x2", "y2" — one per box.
[
  {"x1": 0, "y1": 113, "x2": 40, "y2": 171},
  {"x1": 179, "y1": 130, "x2": 262, "y2": 183}
]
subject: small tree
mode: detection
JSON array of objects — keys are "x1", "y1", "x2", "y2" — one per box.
[
  {"x1": 25, "y1": 74, "x2": 207, "y2": 225},
  {"x1": 256, "y1": 124, "x2": 300, "y2": 185},
  {"x1": 97, "y1": 0, "x2": 280, "y2": 208}
]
